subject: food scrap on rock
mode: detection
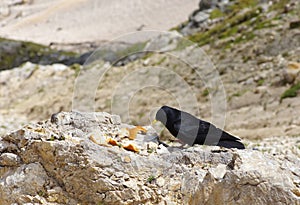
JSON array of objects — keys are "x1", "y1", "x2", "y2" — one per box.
[{"x1": 89, "y1": 125, "x2": 154, "y2": 153}]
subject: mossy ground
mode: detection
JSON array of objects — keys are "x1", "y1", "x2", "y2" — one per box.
[
  {"x1": 0, "y1": 37, "x2": 77, "y2": 71},
  {"x1": 188, "y1": 6, "x2": 262, "y2": 47},
  {"x1": 186, "y1": 0, "x2": 291, "y2": 50},
  {"x1": 210, "y1": 8, "x2": 225, "y2": 19}
]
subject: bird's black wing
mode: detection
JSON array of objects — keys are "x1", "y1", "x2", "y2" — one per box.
[
  {"x1": 159, "y1": 106, "x2": 216, "y2": 145},
  {"x1": 174, "y1": 111, "x2": 203, "y2": 145},
  {"x1": 157, "y1": 106, "x2": 245, "y2": 149}
]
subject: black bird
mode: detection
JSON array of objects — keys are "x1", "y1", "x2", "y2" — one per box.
[{"x1": 155, "y1": 105, "x2": 245, "y2": 149}]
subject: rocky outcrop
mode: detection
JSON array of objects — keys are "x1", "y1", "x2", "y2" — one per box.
[
  {"x1": 0, "y1": 37, "x2": 83, "y2": 71},
  {"x1": 0, "y1": 112, "x2": 299, "y2": 205},
  {"x1": 0, "y1": 36, "x2": 151, "y2": 71},
  {"x1": 1, "y1": 1, "x2": 300, "y2": 203},
  {"x1": 179, "y1": 0, "x2": 231, "y2": 36}
]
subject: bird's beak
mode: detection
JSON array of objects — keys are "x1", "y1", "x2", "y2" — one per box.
[{"x1": 152, "y1": 119, "x2": 157, "y2": 124}]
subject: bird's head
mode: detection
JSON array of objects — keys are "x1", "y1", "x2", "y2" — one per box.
[{"x1": 155, "y1": 106, "x2": 169, "y2": 126}]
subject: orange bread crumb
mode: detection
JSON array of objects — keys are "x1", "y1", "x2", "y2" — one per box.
[
  {"x1": 123, "y1": 143, "x2": 139, "y2": 152},
  {"x1": 127, "y1": 126, "x2": 147, "y2": 140}
]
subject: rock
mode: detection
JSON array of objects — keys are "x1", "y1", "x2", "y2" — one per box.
[
  {"x1": 156, "y1": 177, "x2": 165, "y2": 187},
  {"x1": 114, "y1": 171, "x2": 124, "y2": 178},
  {"x1": 82, "y1": 41, "x2": 148, "y2": 67},
  {"x1": 123, "y1": 179, "x2": 139, "y2": 190},
  {"x1": 122, "y1": 155, "x2": 132, "y2": 163},
  {"x1": 0, "y1": 111, "x2": 299, "y2": 204},
  {"x1": 179, "y1": 0, "x2": 231, "y2": 35},
  {"x1": 7, "y1": 0, "x2": 25, "y2": 6},
  {"x1": 264, "y1": 31, "x2": 300, "y2": 56},
  {"x1": 290, "y1": 20, "x2": 300, "y2": 29},
  {"x1": 168, "y1": 178, "x2": 181, "y2": 191},
  {"x1": 0, "y1": 162, "x2": 55, "y2": 204},
  {"x1": 157, "y1": 144, "x2": 170, "y2": 154},
  {"x1": 0, "y1": 153, "x2": 20, "y2": 166},
  {"x1": 199, "y1": 0, "x2": 230, "y2": 11},
  {"x1": 144, "y1": 32, "x2": 182, "y2": 52},
  {"x1": 208, "y1": 164, "x2": 227, "y2": 179},
  {"x1": 283, "y1": 61, "x2": 300, "y2": 84},
  {"x1": 0, "y1": 36, "x2": 149, "y2": 71},
  {"x1": 292, "y1": 188, "x2": 300, "y2": 197},
  {"x1": 192, "y1": 11, "x2": 210, "y2": 24}
]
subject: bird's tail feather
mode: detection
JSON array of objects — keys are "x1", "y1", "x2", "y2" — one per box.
[
  {"x1": 219, "y1": 129, "x2": 241, "y2": 141},
  {"x1": 217, "y1": 140, "x2": 245, "y2": 149}
]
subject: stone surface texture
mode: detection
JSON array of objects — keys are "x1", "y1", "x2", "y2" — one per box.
[{"x1": 0, "y1": 112, "x2": 299, "y2": 205}]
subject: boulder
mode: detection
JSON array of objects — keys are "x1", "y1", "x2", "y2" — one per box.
[
  {"x1": 0, "y1": 111, "x2": 299, "y2": 204},
  {"x1": 180, "y1": 0, "x2": 231, "y2": 35},
  {"x1": 289, "y1": 20, "x2": 300, "y2": 29}
]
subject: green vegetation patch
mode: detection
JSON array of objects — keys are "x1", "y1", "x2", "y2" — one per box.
[
  {"x1": 37, "y1": 190, "x2": 47, "y2": 197},
  {"x1": 202, "y1": 88, "x2": 209, "y2": 97},
  {"x1": 229, "y1": 0, "x2": 260, "y2": 12},
  {"x1": 257, "y1": 79, "x2": 265, "y2": 86},
  {"x1": 147, "y1": 175, "x2": 156, "y2": 183},
  {"x1": 175, "y1": 38, "x2": 194, "y2": 51},
  {"x1": 170, "y1": 20, "x2": 189, "y2": 32},
  {"x1": 254, "y1": 18, "x2": 277, "y2": 30},
  {"x1": 210, "y1": 8, "x2": 225, "y2": 19},
  {"x1": 188, "y1": 6, "x2": 261, "y2": 47},
  {"x1": 228, "y1": 89, "x2": 249, "y2": 101},
  {"x1": 234, "y1": 32, "x2": 256, "y2": 44},
  {"x1": 281, "y1": 82, "x2": 300, "y2": 101},
  {"x1": 70, "y1": 63, "x2": 81, "y2": 77},
  {"x1": 0, "y1": 37, "x2": 77, "y2": 71},
  {"x1": 270, "y1": 0, "x2": 290, "y2": 12},
  {"x1": 155, "y1": 56, "x2": 167, "y2": 66}
]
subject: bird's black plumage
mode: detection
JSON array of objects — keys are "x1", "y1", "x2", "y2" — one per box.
[{"x1": 155, "y1": 105, "x2": 245, "y2": 149}]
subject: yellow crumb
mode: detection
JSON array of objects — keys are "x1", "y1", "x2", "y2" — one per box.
[{"x1": 127, "y1": 126, "x2": 147, "y2": 140}]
